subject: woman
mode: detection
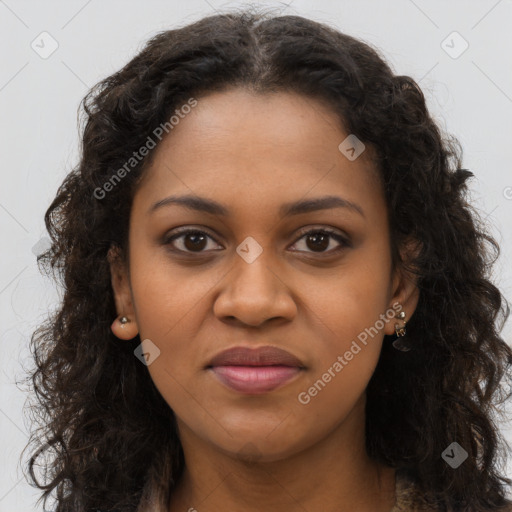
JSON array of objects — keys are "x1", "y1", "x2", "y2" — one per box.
[{"x1": 27, "y1": 9, "x2": 512, "y2": 512}]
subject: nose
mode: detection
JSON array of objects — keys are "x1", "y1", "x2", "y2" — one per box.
[{"x1": 213, "y1": 249, "x2": 297, "y2": 327}]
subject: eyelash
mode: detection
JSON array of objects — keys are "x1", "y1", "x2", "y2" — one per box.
[{"x1": 162, "y1": 226, "x2": 351, "y2": 256}]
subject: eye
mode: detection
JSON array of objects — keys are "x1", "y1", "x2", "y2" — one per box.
[
  {"x1": 163, "y1": 228, "x2": 222, "y2": 253},
  {"x1": 289, "y1": 227, "x2": 350, "y2": 254}
]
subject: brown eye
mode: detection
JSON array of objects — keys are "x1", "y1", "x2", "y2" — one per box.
[
  {"x1": 164, "y1": 229, "x2": 222, "y2": 253},
  {"x1": 305, "y1": 232, "x2": 330, "y2": 252},
  {"x1": 290, "y1": 228, "x2": 350, "y2": 254},
  {"x1": 182, "y1": 231, "x2": 207, "y2": 251}
]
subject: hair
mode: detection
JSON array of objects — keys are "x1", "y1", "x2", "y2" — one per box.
[{"x1": 24, "y1": 7, "x2": 512, "y2": 512}]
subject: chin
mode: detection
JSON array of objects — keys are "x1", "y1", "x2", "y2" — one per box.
[{"x1": 213, "y1": 432, "x2": 309, "y2": 464}]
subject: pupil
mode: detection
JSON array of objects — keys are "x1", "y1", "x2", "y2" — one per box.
[
  {"x1": 185, "y1": 232, "x2": 206, "y2": 251},
  {"x1": 307, "y1": 232, "x2": 329, "y2": 252}
]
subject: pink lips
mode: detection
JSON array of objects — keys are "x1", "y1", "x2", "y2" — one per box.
[{"x1": 207, "y1": 346, "x2": 305, "y2": 394}]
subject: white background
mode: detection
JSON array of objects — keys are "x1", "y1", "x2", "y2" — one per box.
[{"x1": 1, "y1": 0, "x2": 511, "y2": 510}]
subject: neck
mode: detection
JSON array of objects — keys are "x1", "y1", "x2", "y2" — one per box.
[{"x1": 168, "y1": 396, "x2": 396, "y2": 512}]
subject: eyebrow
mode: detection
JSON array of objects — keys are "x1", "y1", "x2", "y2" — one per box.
[{"x1": 148, "y1": 194, "x2": 365, "y2": 218}]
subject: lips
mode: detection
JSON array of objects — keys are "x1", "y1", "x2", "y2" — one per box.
[
  {"x1": 207, "y1": 346, "x2": 305, "y2": 368},
  {"x1": 207, "y1": 346, "x2": 305, "y2": 394}
]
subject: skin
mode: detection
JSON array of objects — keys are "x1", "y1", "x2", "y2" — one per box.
[{"x1": 109, "y1": 88, "x2": 419, "y2": 512}]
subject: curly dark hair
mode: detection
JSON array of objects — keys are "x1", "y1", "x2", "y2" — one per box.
[{"x1": 24, "y1": 7, "x2": 512, "y2": 512}]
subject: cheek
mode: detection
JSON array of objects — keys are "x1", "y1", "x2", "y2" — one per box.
[
  {"x1": 127, "y1": 259, "x2": 223, "y2": 408},
  {"x1": 302, "y1": 251, "x2": 392, "y2": 355},
  {"x1": 295, "y1": 246, "x2": 392, "y2": 405},
  {"x1": 289, "y1": 278, "x2": 390, "y2": 445},
  {"x1": 130, "y1": 250, "x2": 224, "y2": 342}
]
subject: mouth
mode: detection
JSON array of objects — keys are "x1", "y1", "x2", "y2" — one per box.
[{"x1": 206, "y1": 345, "x2": 305, "y2": 394}]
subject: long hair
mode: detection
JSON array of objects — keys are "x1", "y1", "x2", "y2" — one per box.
[{"x1": 25, "y1": 8, "x2": 512, "y2": 511}]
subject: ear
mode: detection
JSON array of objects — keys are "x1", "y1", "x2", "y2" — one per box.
[
  {"x1": 384, "y1": 239, "x2": 421, "y2": 336},
  {"x1": 108, "y1": 245, "x2": 139, "y2": 340}
]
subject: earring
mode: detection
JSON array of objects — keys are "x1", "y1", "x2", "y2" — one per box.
[
  {"x1": 394, "y1": 310, "x2": 406, "y2": 337},
  {"x1": 111, "y1": 314, "x2": 138, "y2": 341},
  {"x1": 392, "y1": 309, "x2": 410, "y2": 352}
]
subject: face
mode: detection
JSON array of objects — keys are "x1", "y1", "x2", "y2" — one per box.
[{"x1": 110, "y1": 88, "x2": 418, "y2": 462}]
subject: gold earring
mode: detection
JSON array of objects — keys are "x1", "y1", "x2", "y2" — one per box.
[{"x1": 394, "y1": 310, "x2": 406, "y2": 337}]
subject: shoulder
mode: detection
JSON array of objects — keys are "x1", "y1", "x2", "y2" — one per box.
[
  {"x1": 393, "y1": 470, "x2": 512, "y2": 512},
  {"x1": 392, "y1": 473, "x2": 437, "y2": 511}
]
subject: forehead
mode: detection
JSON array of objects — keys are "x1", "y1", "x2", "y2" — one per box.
[{"x1": 133, "y1": 88, "x2": 384, "y2": 220}]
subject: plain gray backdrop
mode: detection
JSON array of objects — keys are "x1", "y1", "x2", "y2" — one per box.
[{"x1": 1, "y1": 1, "x2": 511, "y2": 510}]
